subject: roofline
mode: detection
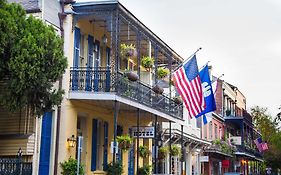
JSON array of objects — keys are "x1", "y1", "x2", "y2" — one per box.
[
  {"x1": 117, "y1": 2, "x2": 184, "y2": 62},
  {"x1": 72, "y1": 0, "x2": 184, "y2": 62}
]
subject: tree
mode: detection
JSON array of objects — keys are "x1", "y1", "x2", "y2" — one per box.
[
  {"x1": 250, "y1": 106, "x2": 281, "y2": 172},
  {"x1": 0, "y1": 0, "x2": 67, "y2": 116}
]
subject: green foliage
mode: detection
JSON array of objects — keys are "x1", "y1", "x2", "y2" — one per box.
[
  {"x1": 0, "y1": 0, "x2": 67, "y2": 116},
  {"x1": 137, "y1": 164, "x2": 152, "y2": 175},
  {"x1": 120, "y1": 43, "x2": 136, "y2": 59},
  {"x1": 116, "y1": 134, "x2": 133, "y2": 151},
  {"x1": 157, "y1": 67, "x2": 169, "y2": 79},
  {"x1": 250, "y1": 106, "x2": 281, "y2": 171},
  {"x1": 158, "y1": 146, "x2": 169, "y2": 160},
  {"x1": 60, "y1": 157, "x2": 84, "y2": 175},
  {"x1": 141, "y1": 56, "x2": 154, "y2": 69},
  {"x1": 170, "y1": 144, "x2": 181, "y2": 157},
  {"x1": 139, "y1": 145, "x2": 150, "y2": 158},
  {"x1": 107, "y1": 161, "x2": 123, "y2": 175}
]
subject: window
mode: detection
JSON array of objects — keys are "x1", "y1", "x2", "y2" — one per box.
[
  {"x1": 209, "y1": 121, "x2": 212, "y2": 140},
  {"x1": 91, "y1": 119, "x2": 108, "y2": 171},
  {"x1": 214, "y1": 124, "x2": 218, "y2": 139},
  {"x1": 219, "y1": 127, "x2": 222, "y2": 139},
  {"x1": 204, "y1": 124, "x2": 207, "y2": 139},
  {"x1": 80, "y1": 34, "x2": 86, "y2": 67}
]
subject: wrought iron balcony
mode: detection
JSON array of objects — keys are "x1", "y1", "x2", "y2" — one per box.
[{"x1": 69, "y1": 67, "x2": 183, "y2": 119}]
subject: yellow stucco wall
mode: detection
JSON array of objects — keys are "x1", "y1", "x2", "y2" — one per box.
[{"x1": 58, "y1": 99, "x2": 154, "y2": 175}]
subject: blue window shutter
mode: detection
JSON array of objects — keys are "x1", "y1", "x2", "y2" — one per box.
[
  {"x1": 91, "y1": 119, "x2": 98, "y2": 171},
  {"x1": 103, "y1": 122, "x2": 109, "y2": 171},
  {"x1": 39, "y1": 112, "x2": 53, "y2": 175},
  {"x1": 72, "y1": 27, "x2": 81, "y2": 90},
  {"x1": 73, "y1": 27, "x2": 80, "y2": 68},
  {"x1": 94, "y1": 40, "x2": 100, "y2": 92},
  {"x1": 86, "y1": 35, "x2": 94, "y2": 91}
]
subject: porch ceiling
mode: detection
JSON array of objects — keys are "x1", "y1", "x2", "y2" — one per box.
[
  {"x1": 72, "y1": 1, "x2": 184, "y2": 66},
  {"x1": 70, "y1": 97, "x2": 175, "y2": 123}
]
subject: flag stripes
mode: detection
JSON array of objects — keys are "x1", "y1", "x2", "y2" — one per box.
[{"x1": 173, "y1": 56, "x2": 205, "y2": 118}]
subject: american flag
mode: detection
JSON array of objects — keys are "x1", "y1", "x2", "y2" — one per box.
[
  {"x1": 261, "y1": 142, "x2": 269, "y2": 151},
  {"x1": 173, "y1": 55, "x2": 205, "y2": 118},
  {"x1": 254, "y1": 137, "x2": 263, "y2": 152}
]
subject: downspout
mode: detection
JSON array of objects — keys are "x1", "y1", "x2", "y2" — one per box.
[{"x1": 54, "y1": 1, "x2": 68, "y2": 174}]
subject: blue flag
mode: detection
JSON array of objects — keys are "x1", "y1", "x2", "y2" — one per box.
[{"x1": 195, "y1": 65, "x2": 216, "y2": 118}]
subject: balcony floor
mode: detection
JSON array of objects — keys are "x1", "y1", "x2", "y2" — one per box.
[{"x1": 68, "y1": 91, "x2": 185, "y2": 124}]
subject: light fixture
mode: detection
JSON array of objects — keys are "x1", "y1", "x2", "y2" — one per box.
[
  {"x1": 102, "y1": 34, "x2": 107, "y2": 45},
  {"x1": 67, "y1": 135, "x2": 76, "y2": 148},
  {"x1": 102, "y1": 20, "x2": 107, "y2": 45}
]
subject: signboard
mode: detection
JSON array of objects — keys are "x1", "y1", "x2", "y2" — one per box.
[
  {"x1": 222, "y1": 160, "x2": 230, "y2": 168},
  {"x1": 230, "y1": 136, "x2": 242, "y2": 145},
  {"x1": 200, "y1": 156, "x2": 209, "y2": 162},
  {"x1": 131, "y1": 126, "x2": 154, "y2": 138}
]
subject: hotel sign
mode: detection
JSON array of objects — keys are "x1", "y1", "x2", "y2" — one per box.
[{"x1": 131, "y1": 126, "x2": 155, "y2": 138}]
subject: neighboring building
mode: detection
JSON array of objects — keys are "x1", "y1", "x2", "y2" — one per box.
[
  {"x1": 161, "y1": 108, "x2": 210, "y2": 175},
  {"x1": 200, "y1": 78, "x2": 234, "y2": 175},
  {"x1": 1, "y1": 0, "x2": 62, "y2": 175},
  {"x1": 223, "y1": 82, "x2": 263, "y2": 175},
  {"x1": 199, "y1": 75, "x2": 264, "y2": 175}
]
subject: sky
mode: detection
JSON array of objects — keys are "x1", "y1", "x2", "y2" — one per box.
[{"x1": 78, "y1": 0, "x2": 281, "y2": 116}]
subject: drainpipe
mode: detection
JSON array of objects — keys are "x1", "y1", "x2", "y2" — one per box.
[{"x1": 53, "y1": 0, "x2": 68, "y2": 174}]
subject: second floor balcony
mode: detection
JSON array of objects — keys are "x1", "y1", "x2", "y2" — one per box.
[{"x1": 69, "y1": 67, "x2": 183, "y2": 120}]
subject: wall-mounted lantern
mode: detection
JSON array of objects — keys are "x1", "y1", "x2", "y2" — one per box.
[{"x1": 67, "y1": 135, "x2": 76, "y2": 148}]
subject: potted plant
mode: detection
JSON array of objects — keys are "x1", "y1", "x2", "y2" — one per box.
[
  {"x1": 107, "y1": 161, "x2": 123, "y2": 175},
  {"x1": 125, "y1": 71, "x2": 139, "y2": 81},
  {"x1": 60, "y1": 157, "x2": 85, "y2": 175},
  {"x1": 158, "y1": 146, "x2": 169, "y2": 160},
  {"x1": 152, "y1": 84, "x2": 164, "y2": 94},
  {"x1": 141, "y1": 56, "x2": 154, "y2": 70},
  {"x1": 116, "y1": 134, "x2": 133, "y2": 151},
  {"x1": 157, "y1": 67, "x2": 170, "y2": 79},
  {"x1": 137, "y1": 164, "x2": 152, "y2": 175},
  {"x1": 139, "y1": 145, "x2": 151, "y2": 158},
  {"x1": 120, "y1": 43, "x2": 136, "y2": 60},
  {"x1": 173, "y1": 96, "x2": 182, "y2": 104},
  {"x1": 170, "y1": 145, "x2": 181, "y2": 157}
]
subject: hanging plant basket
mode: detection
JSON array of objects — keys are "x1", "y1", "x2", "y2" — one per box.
[
  {"x1": 173, "y1": 96, "x2": 182, "y2": 104},
  {"x1": 152, "y1": 84, "x2": 164, "y2": 94},
  {"x1": 120, "y1": 43, "x2": 136, "y2": 60},
  {"x1": 170, "y1": 145, "x2": 181, "y2": 157},
  {"x1": 157, "y1": 67, "x2": 170, "y2": 79},
  {"x1": 158, "y1": 146, "x2": 169, "y2": 160},
  {"x1": 141, "y1": 56, "x2": 154, "y2": 70},
  {"x1": 116, "y1": 135, "x2": 133, "y2": 151},
  {"x1": 139, "y1": 145, "x2": 151, "y2": 158},
  {"x1": 126, "y1": 71, "x2": 139, "y2": 81}
]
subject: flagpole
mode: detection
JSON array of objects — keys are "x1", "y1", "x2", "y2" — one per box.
[
  {"x1": 172, "y1": 47, "x2": 202, "y2": 74},
  {"x1": 199, "y1": 61, "x2": 210, "y2": 71}
]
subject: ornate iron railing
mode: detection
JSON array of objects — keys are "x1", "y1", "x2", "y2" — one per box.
[
  {"x1": 0, "y1": 158, "x2": 32, "y2": 175},
  {"x1": 69, "y1": 68, "x2": 183, "y2": 119},
  {"x1": 235, "y1": 145, "x2": 262, "y2": 158}
]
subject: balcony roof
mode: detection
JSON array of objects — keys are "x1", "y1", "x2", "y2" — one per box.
[{"x1": 72, "y1": 1, "x2": 184, "y2": 63}]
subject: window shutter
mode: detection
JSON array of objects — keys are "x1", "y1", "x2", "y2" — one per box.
[
  {"x1": 91, "y1": 119, "x2": 98, "y2": 171},
  {"x1": 72, "y1": 27, "x2": 81, "y2": 90},
  {"x1": 74, "y1": 27, "x2": 81, "y2": 68},
  {"x1": 103, "y1": 122, "x2": 109, "y2": 171},
  {"x1": 39, "y1": 112, "x2": 53, "y2": 175},
  {"x1": 86, "y1": 35, "x2": 94, "y2": 91}
]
